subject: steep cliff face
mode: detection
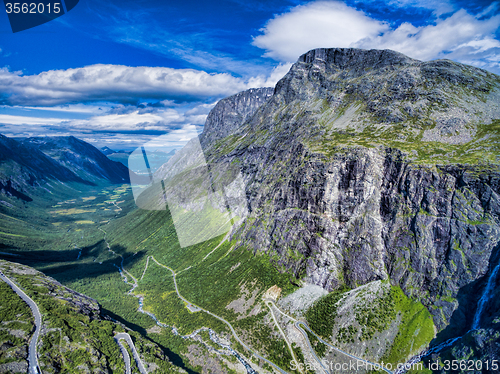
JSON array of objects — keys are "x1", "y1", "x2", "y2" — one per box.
[
  {"x1": 200, "y1": 87, "x2": 274, "y2": 147},
  {"x1": 198, "y1": 48, "x2": 500, "y2": 333}
]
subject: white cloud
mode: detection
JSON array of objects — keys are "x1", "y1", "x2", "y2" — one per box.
[
  {"x1": 0, "y1": 61, "x2": 290, "y2": 106},
  {"x1": 68, "y1": 109, "x2": 184, "y2": 132},
  {"x1": 0, "y1": 65, "x2": 242, "y2": 106},
  {"x1": 0, "y1": 114, "x2": 70, "y2": 126},
  {"x1": 252, "y1": 1, "x2": 500, "y2": 74},
  {"x1": 354, "y1": 9, "x2": 500, "y2": 64},
  {"x1": 11, "y1": 104, "x2": 106, "y2": 114},
  {"x1": 378, "y1": 0, "x2": 456, "y2": 15},
  {"x1": 247, "y1": 63, "x2": 293, "y2": 88},
  {"x1": 252, "y1": 1, "x2": 388, "y2": 62},
  {"x1": 0, "y1": 101, "x2": 213, "y2": 140}
]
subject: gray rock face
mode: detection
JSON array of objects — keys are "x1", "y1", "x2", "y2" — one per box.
[
  {"x1": 197, "y1": 48, "x2": 500, "y2": 333},
  {"x1": 298, "y1": 48, "x2": 418, "y2": 74},
  {"x1": 200, "y1": 87, "x2": 274, "y2": 147}
]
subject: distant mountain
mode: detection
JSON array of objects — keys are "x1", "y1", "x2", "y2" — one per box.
[
  {"x1": 101, "y1": 146, "x2": 132, "y2": 156},
  {"x1": 21, "y1": 136, "x2": 130, "y2": 184},
  {"x1": 0, "y1": 134, "x2": 90, "y2": 202},
  {"x1": 100, "y1": 146, "x2": 116, "y2": 155},
  {"x1": 0, "y1": 134, "x2": 132, "y2": 202}
]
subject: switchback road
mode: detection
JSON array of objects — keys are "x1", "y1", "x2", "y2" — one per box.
[
  {"x1": 0, "y1": 270, "x2": 42, "y2": 374},
  {"x1": 114, "y1": 332, "x2": 148, "y2": 374},
  {"x1": 145, "y1": 256, "x2": 288, "y2": 374}
]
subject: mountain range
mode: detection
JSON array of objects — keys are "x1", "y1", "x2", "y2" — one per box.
[
  {"x1": 0, "y1": 135, "x2": 130, "y2": 204},
  {"x1": 0, "y1": 48, "x2": 499, "y2": 373},
  {"x1": 166, "y1": 47, "x2": 500, "y2": 368}
]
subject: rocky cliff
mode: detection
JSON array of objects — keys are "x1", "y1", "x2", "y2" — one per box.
[
  {"x1": 21, "y1": 136, "x2": 130, "y2": 184},
  {"x1": 200, "y1": 87, "x2": 274, "y2": 147},
  {"x1": 195, "y1": 48, "x2": 500, "y2": 356}
]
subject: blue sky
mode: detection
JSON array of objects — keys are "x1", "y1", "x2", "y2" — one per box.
[{"x1": 0, "y1": 0, "x2": 499, "y2": 150}]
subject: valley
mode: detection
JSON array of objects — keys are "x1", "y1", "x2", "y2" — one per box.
[
  {"x1": 0, "y1": 180, "x2": 435, "y2": 374},
  {"x1": 1, "y1": 47, "x2": 499, "y2": 374}
]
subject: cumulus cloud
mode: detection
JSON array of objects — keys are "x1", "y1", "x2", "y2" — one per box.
[
  {"x1": 68, "y1": 109, "x2": 187, "y2": 134},
  {"x1": 252, "y1": 1, "x2": 500, "y2": 73},
  {"x1": 354, "y1": 9, "x2": 500, "y2": 67},
  {"x1": 0, "y1": 61, "x2": 291, "y2": 106},
  {"x1": 0, "y1": 100, "x2": 213, "y2": 140},
  {"x1": 0, "y1": 65, "x2": 254, "y2": 106},
  {"x1": 252, "y1": 1, "x2": 388, "y2": 62},
  {"x1": 0, "y1": 65, "x2": 247, "y2": 106},
  {"x1": 247, "y1": 63, "x2": 294, "y2": 88},
  {"x1": 0, "y1": 114, "x2": 69, "y2": 126}
]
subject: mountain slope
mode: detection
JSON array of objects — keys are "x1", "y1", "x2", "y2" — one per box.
[
  {"x1": 21, "y1": 136, "x2": 130, "y2": 184},
  {"x1": 200, "y1": 87, "x2": 274, "y2": 147},
  {"x1": 0, "y1": 260, "x2": 181, "y2": 373},
  {"x1": 188, "y1": 48, "x2": 500, "y2": 363},
  {"x1": 0, "y1": 134, "x2": 90, "y2": 202}
]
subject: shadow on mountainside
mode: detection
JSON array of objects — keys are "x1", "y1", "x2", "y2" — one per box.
[
  {"x1": 0, "y1": 242, "x2": 147, "y2": 283},
  {"x1": 430, "y1": 242, "x2": 500, "y2": 347}
]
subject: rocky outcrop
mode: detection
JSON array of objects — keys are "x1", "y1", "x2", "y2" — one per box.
[
  {"x1": 200, "y1": 87, "x2": 274, "y2": 147},
  {"x1": 196, "y1": 48, "x2": 500, "y2": 334}
]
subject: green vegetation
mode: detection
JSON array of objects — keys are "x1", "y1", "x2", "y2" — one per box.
[
  {"x1": 304, "y1": 282, "x2": 435, "y2": 367},
  {"x1": 383, "y1": 286, "x2": 435, "y2": 365},
  {"x1": 305, "y1": 287, "x2": 348, "y2": 339},
  {"x1": 0, "y1": 281, "x2": 33, "y2": 325},
  {"x1": 0, "y1": 148, "x2": 439, "y2": 373},
  {"x1": 309, "y1": 119, "x2": 500, "y2": 166},
  {"x1": 354, "y1": 284, "x2": 397, "y2": 342},
  {"x1": 0, "y1": 179, "x2": 300, "y2": 373},
  {"x1": 135, "y1": 260, "x2": 229, "y2": 335},
  {"x1": 0, "y1": 261, "x2": 179, "y2": 374},
  {"x1": 305, "y1": 330, "x2": 327, "y2": 357},
  {"x1": 0, "y1": 281, "x2": 34, "y2": 365}
]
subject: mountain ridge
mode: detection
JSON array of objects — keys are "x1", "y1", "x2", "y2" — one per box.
[
  {"x1": 0, "y1": 134, "x2": 132, "y2": 203},
  {"x1": 191, "y1": 47, "x2": 500, "y2": 363},
  {"x1": 21, "y1": 136, "x2": 130, "y2": 184}
]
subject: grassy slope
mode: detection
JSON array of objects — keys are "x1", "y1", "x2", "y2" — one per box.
[
  {"x1": 0, "y1": 181, "x2": 301, "y2": 372},
  {"x1": 305, "y1": 282, "x2": 435, "y2": 366},
  {"x1": 309, "y1": 114, "x2": 500, "y2": 166},
  {"x1": 0, "y1": 260, "x2": 177, "y2": 374},
  {"x1": 0, "y1": 280, "x2": 34, "y2": 368}
]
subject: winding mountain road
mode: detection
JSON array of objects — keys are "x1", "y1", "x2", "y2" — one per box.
[
  {"x1": 145, "y1": 256, "x2": 289, "y2": 374},
  {"x1": 295, "y1": 321, "x2": 393, "y2": 374},
  {"x1": 114, "y1": 333, "x2": 148, "y2": 374},
  {"x1": 115, "y1": 335, "x2": 132, "y2": 374},
  {"x1": 266, "y1": 300, "x2": 394, "y2": 374},
  {"x1": 266, "y1": 301, "x2": 302, "y2": 373},
  {"x1": 0, "y1": 270, "x2": 42, "y2": 374}
]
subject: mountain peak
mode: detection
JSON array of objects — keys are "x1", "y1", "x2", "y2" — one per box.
[
  {"x1": 297, "y1": 47, "x2": 418, "y2": 72},
  {"x1": 200, "y1": 87, "x2": 274, "y2": 147}
]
